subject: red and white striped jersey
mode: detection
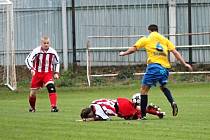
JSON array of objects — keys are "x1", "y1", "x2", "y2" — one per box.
[
  {"x1": 25, "y1": 46, "x2": 60, "y2": 73},
  {"x1": 91, "y1": 99, "x2": 117, "y2": 119}
]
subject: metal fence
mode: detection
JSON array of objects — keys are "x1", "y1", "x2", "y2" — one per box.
[{"x1": 0, "y1": 0, "x2": 210, "y2": 66}]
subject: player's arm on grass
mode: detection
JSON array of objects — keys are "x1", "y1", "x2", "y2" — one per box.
[
  {"x1": 82, "y1": 118, "x2": 95, "y2": 121},
  {"x1": 82, "y1": 116, "x2": 106, "y2": 121}
]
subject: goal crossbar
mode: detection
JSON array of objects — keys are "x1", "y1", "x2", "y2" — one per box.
[{"x1": 0, "y1": 0, "x2": 12, "y2": 5}]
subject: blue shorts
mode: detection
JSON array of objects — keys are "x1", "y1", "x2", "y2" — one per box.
[{"x1": 141, "y1": 63, "x2": 169, "y2": 87}]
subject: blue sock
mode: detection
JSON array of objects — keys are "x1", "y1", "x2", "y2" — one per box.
[
  {"x1": 140, "y1": 95, "x2": 148, "y2": 117},
  {"x1": 162, "y1": 87, "x2": 174, "y2": 104}
]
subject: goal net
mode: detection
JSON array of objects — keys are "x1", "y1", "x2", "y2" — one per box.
[
  {"x1": 0, "y1": 0, "x2": 16, "y2": 90},
  {"x1": 86, "y1": 32, "x2": 210, "y2": 86}
]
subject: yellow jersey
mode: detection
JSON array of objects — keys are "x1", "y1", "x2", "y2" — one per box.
[{"x1": 134, "y1": 32, "x2": 175, "y2": 68}]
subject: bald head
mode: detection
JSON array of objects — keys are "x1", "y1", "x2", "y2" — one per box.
[{"x1": 41, "y1": 36, "x2": 50, "y2": 51}]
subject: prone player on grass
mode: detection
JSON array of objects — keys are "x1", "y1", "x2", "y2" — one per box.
[
  {"x1": 80, "y1": 94, "x2": 165, "y2": 121},
  {"x1": 25, "y1": 36, "x2": 60, "y2": 112}
]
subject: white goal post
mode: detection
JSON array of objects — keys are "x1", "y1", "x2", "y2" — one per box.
[
  {"x1": 0, "y1": 0, "x2": 16, "y2": 90},
  {"x1": 86, "y1": 32, "x2": 210, "y2": 86}
]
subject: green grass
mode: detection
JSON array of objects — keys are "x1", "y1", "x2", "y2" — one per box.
[{"x1": 0, "y1": 82, "x2": 210, "y2": 140}]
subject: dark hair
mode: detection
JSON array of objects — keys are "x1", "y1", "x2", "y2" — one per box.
[
  {"x1": 148, "y1": 24, "x2": 158, "y2": 32},
  {"x1": 80, "y1": 107, "x2": 92, "y2": 119}
]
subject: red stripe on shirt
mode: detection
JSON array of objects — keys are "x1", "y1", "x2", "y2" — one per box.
[
  {"x1": 41, "y1": 53, "x2": 46, "y2": 72},
  {"x1": 48, "y1": 54, "x2": 53, "y2": 72},
  {"x1": 35, "y1": 54, "x2": 40, "y2": 71}
]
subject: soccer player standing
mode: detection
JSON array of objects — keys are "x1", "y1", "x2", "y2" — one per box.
[
  {"x1": 25, "y1": 36, "x2": 60, "y2": 112},
  {"x1": 119, "y1": 24, "x2": 193, "y2": 119}
]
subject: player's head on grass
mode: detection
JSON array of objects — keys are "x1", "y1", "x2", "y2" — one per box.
[{"x1": 80, "y1": 107, "x2": 94, "y2": 119}]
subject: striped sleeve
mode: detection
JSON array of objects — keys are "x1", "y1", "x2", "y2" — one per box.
[
  {"x1": 53, "y1": 49, "x2": 60, "y2": 73},
  {"x1": 25, "y1": 49, "x2": 37, "y2": 70},
  {"x1": 91, "y1": 104, "x2": 110, "y2": 120}
]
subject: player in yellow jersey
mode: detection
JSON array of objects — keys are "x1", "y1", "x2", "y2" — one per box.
[{"x1": 119, "y1": 24, "x2": 193, "y2": 119}]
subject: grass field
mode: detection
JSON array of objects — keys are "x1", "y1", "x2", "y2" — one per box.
[{"x1": 0, "y1": 82, "x2": 210, "y2": 140}]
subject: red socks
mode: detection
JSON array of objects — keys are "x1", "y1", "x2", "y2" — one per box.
[
  {"x1": 49, "y1": 93, "x2": 57, "y2": 107},
  {"x1": 29, "y1": 93, "x2": 57, "y2": 110}
]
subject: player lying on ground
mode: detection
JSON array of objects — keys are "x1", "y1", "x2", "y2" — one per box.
[{"x1": 80, "y1": 94, "x2": 165, "y2": 121}]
